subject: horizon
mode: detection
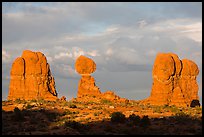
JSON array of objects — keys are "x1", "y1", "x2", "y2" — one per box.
[{"x1": 2, "y1": 2, "x2": 202, "y2": 104}]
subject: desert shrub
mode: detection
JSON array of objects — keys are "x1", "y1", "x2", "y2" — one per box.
[
  {"x1": 190, "y1": 99, "x2": 200, "y2": 107},
  {"x1": 64, "y1": 120, "x2": 86, "y2": 130},
  {"x1": 94, "y1": 111, "x2": 102, "y2": 116},
  {"x1": 46, "y1": 100, "x2": 56, "y2": 106},
  {"x1": 61, "y1": 109, "x2": 73, "y2": 116},
  {"x1": 73, "y1": 111, "x2": 79, "y2": 114},
  {"x1": 169, "y1": 105, "x2": 180, "y2": 113},
  {"x1": 13, "y1": 107, "x2": 24, "y2": 121},
  {"x1": 128, "y1": 114, "x2": 140, "y2": 124},
  {"x1": 101, "y1": 99, "x2": 113, "y2": 105},
  {"x1": 69, "y1": 103, "x2": 77, "y2": 108},
  {"x1": 174, "y1": 111, "x2": 191, "y2": 123},
  {"x1": 25, "y1": 104, "x2": 34, "y2": 109},
  {"x1": 44, "y1": 111, "x2": 59, "y2": 122},
  {"x1": 37, "y1": 98, "x2": 47, "y2": 104},
  {"x1": 140, "y1": 115, "x2": 150, "y2": 127},
  {"x1": 30, "y1": 99, "x2": 37, "y2": 103},
  {"x1": 153, "y1": 106, "x2": 162, "y2": 113},
  {"x1": 14, "y1": 98, "x2": 26, "y2": 104},
  {"x1": 110, "y1": 111, "x2": 126, "y2": 123}
]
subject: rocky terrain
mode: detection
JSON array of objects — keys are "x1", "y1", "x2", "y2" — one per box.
[
  {"x1": 2, "y1": 99, "x2": 202, "y2": 135},
  {"x1": 2, "y1": 50, "x2": 202, "y2": 135}
]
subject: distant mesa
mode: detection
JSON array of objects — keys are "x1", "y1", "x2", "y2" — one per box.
[
  {"x1": 141, "y1": 52, "x2": 200, "y2": 107},
  {"x1": 8, "y1": 50, "x2": 58, "y2": 101},
  {"x1": 74, "y1": 55, "x2": 128, "y2": 103}
]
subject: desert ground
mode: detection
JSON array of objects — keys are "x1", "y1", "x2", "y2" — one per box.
[{"x1": 2, "y1": 98, "x2": 202, "y2": 135}]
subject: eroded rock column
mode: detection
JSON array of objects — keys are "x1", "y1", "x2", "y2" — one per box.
[
  {"x1": 75, "y1": 55, "x2": 101, "y2": 98},
  {"x1": 142, "y1": 52, "x2": 200, "y2": 107},
  {"x1": 8, "y1": 50, "x2": 58, "y2": 101}
]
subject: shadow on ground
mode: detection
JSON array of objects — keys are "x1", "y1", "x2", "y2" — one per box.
[{"x1": 2, "y1": 108, "x2": 202, "y2": 135}]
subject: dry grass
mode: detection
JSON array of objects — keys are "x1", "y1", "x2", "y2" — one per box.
[{"x1": 2, "y1": 99, "x2": 202, "y2": 135}]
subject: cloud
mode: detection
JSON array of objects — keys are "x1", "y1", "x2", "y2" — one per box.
[
  {"x1": 2, "y1": 49, "x2": 11, "y2": 63},
  {"x1": 151, "y1": 19, "x2": 202, "y2": 42},
  {"x1": 54, "y1": 52, "x2": 72, "y2": 59},
  {"x1": 137, "y1": 20, "x2": 148, "y2": 28},
  {"x1": 2, "y1": 2, "x2": 202, "y2": 101},
  {"x1": 87, "y1": 50, "x2": 100, "y2": 57}
]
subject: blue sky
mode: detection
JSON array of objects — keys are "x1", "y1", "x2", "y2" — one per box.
[{"x1": 2, "y1": 2, "x2": 202, "y2": 103}]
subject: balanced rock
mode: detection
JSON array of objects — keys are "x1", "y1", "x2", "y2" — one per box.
[
  {"x1": 75, "y1": 55, "x2": 96, "y2": 74},
  {"x1": 75, "y1": 55, "x2": 101, "y2": 98},
  {"x1": 75, "y1": 55, "x2": 128, "y2": 103},
  {"x1": 8, "y1": 50, "x2": 58, "y2": 101},
  {"x1": 142, "y1": 52, "x2": 200, "y2": 107}
]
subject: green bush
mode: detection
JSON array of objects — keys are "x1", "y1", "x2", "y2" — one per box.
[{"x1": 110, "y1": 111, "x2": 126, "y2": 123}]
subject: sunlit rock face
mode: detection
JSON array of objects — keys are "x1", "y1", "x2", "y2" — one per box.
[
  {"x1": 75, "y1": 55, "x2": 101, "y2": 98},
  {"x1": 75, "y1": 55, "x2": 128, "y2": 103},
  {"x1": 142, "y1": 53, "x2": 200, "y2": 107},
  {"x1": 8, "y1": 50, "x2": 58, "y2": 101},
  {"x1": 75, "y1": 55, "x2": 96, "y2": 75}
]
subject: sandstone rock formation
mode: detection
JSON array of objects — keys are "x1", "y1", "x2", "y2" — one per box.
[
  {"x1": 8, "y1": 50, "x2": 58, "y2": 101},
  {"x1": 141, "y1": 53, "x2": 200, "y2": 107},
  {"x1": 75, "y1": 55, "x2": 128, "y2": 103},
  {"x1": 75, "y1": 55, "x2": 101, "y2": 98},
  {"x1": 102, "y1": 91, "x2": 129, "y2": 103}
]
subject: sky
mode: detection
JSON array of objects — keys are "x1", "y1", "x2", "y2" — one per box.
[{"x1": 2, "y1": 2, "x2": 202, "y2": 103}]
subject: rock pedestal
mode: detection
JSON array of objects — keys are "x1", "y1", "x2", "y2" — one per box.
[
  {"x1": 75, "y1": 55, "x2": 101, "y2": 98},
  {"x1": 75, "y1": 55, "x2": 128, "y2": 103}
]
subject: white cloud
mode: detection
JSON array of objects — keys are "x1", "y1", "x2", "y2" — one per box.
[
  {"x1": 151, "y1": 19, "x2": 202, "y2": 42},
  {"x1": 104, "y1": 25, "x2": 119, "y2": 34},
  {"x1": 2, "y1": 49, "x2": 11, "y2": 63},
  {"x1": 54, "y1": 52, "x2": 72, "y2": 59},
  {"x1": 137, "y1": 20, "x2": 147, "y2": 28},
  {"x1": 87, "y1": 50, "x2": 100, "y2": 57},
  {"x1": 53, "y1": 47, "x2": 100, "y2": 62},
  {"x1": 179, "y1": 22, "x2": 202, "y2": 42},
  {"x1": 146, "y1": 49, "x2": 157, "y2": 57},
  {"x1": 46, "y1": 56, "x2": 53, "y2": 63},
  {"x1": 106, "y1": 48, "x2": 113, "y2": 56},
  {"x1": 72, "y1": 47, "x2": 85, "y2": 59}
]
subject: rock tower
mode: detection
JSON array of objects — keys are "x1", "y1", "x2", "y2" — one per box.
[
  {"x1": 8, "y1": 50, "x2": 58, "y2": 101},
  {"x1": 142, "y1": 52, "x2": 200, "y2": 107}
]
